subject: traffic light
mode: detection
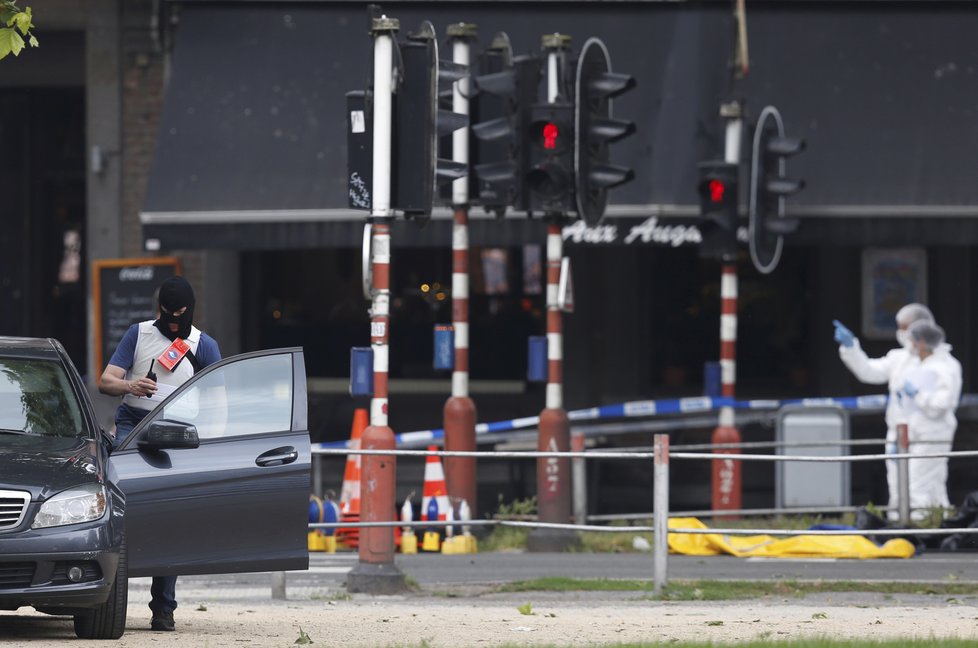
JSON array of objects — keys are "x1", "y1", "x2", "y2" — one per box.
[
  {"x1": 574, "y1": 38, "x2": 636, "y2": 225},
  {"x1": 525, "y1": 101, "x2": 576, "y2": 214},
  {"x1": 697, "y1": 160, "x2": 739, "y2": 261},
  {"x1": 749, "y1": 105, "x2": 805, "y2": 274},
  {"x1": 470, "y1": 37, "x2": 541, "y2": 215},
  {"x1": 391, "y1": 21, "x2": 468, "y2": 219}
]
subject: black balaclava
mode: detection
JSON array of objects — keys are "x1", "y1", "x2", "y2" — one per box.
[{"x1": 153, "y1": 276, "x2": 195, "y2": 341}]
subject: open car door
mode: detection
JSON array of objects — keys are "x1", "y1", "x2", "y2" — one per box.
[{"x1": 109, "y1": 348, "x2": 310, "y2": 578}]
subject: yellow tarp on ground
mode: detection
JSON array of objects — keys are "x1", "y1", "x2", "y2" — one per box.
[{"x1": 667, "y1": 517, "x2": 916, "y2": 559}]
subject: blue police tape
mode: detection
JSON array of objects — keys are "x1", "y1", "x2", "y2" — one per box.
[{"x1": 316, "y1": 392, "x2": 978, "y2": 450}]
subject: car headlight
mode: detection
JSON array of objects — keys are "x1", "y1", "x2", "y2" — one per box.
[{"x1": 31, "y1": 484, "x2": 107, "y2": 529}]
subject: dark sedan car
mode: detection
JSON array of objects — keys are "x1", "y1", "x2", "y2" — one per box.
[{"x1": 0, "y1": 338, "x2": 310, "y2": 639}]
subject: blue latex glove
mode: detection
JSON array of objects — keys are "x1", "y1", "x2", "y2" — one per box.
[
  {"x1": 903, "y1": 380, "x2": 919, "y2": 398},
  {"x1": 832, "y1": 320, "x2": 855, "y2": 348}
]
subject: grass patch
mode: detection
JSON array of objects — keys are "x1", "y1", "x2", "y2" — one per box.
[
  {"x1": 309, "y1": 590, "x2": 352, "y2": 602},
  {"x1": 403, "y1": 575, "x2": 422, "y2": 592},
  {"x1": 577, "y1": 518, "x2": 655, "y2": 553},
  {"x1": 482, "y1": 495, "x2": 536, "y2": 552},
  {"x1": 500, "y1": 577, "x2": 650, "y2": 592},
  {"x1": 497, "y1": 577, "x2": 978, "y2": 600},
  {"x1": 480, "y1": 525, "x2": 530, "y2": 552}
]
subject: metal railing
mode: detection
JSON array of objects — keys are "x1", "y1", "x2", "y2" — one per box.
[{"x1": 310, "y1": 440, "x2": 978, "y2": 595}]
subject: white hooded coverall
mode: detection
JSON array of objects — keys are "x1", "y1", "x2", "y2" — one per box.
[
  {"x1": 838, "y1": 339, "x2": 920, "y2": 516},
  {"x1": 898, "y1": 344, "x2": 962, "y2": 518}
]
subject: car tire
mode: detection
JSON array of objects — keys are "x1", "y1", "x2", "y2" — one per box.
[{"x1": 74, "y1": 539, "x2": 128, "y2": 640}]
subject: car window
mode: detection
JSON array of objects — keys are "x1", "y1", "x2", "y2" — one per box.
[
  {"x1": 0, "y1": 358, "x2": 84, "y2": 437},
  {"x1": 152, "y1": 353, "x2": 294, "y2": 440}
]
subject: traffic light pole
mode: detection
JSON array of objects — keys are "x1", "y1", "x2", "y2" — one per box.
[
  {"x1": 529, "y1": 34, "x2": 576, "y2": 552},
  {"x1": 348, "y1": 14, "x2": 406, "y2": 594},
  {"x1": 443, "y1": 23, "x2": 478, "y2": 522},
  {"x1": 711, "y1": 100, "x2": 743, "y2": 518}
]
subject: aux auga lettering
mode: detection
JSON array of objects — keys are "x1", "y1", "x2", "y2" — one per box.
[
  {"x1": 563, "y1": 217, "x2": 749, "y2": 247},
  {"x1": 119, "y1": 266, "x2": 154, "y2": 281}
]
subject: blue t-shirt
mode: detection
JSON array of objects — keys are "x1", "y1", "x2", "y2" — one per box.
[{"x1": 108, "y1": 323, "x2": 222, "y2": 371}]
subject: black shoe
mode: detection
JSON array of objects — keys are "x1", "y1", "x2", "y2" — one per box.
[{"x1": 151, "y1": 611, "x2": 175, "y2": 631}]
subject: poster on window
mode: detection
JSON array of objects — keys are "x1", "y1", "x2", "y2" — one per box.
[
  {"x1": 480, "y1": 249, "x2": 510, "y2": 295},
  {"x1": 861, "y1": 248, "x2": 927, "y2": 340}
]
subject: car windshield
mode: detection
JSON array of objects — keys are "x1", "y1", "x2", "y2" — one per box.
[{"x1": 0, "y1": 358, "x2": 85, "y2": 438}]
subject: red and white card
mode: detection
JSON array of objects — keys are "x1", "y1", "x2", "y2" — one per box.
[{"x1": 156, "y1": 338, "x2": 191, "y2": 372}]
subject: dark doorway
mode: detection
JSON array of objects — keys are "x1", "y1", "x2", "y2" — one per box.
[{"x1": 0, "y1": 88, "x2": 87, "y2": 372}]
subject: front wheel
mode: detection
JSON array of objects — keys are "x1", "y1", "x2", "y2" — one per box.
[{"x1": 74, "y1": 540, "x2": 128, "y2": 639}]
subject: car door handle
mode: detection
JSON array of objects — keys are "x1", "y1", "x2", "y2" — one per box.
[{"x1": 256, "y1": 446, "x2": 298, "y2": 467}]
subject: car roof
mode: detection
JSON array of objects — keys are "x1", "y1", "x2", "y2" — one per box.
[{"x1": 0, "y1": 337, "x2": 63, "y2": 360}]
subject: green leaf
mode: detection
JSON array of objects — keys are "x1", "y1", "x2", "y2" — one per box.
[
  {"x1": 27, "y1": 34, "x2": 35, "y2": 47},
  {"x1": 14, "y1": 9, "x2": 30, "y2": 33},
  {"x1": 295, "y1": 627, "x2": 313, "y2": 645},
  {"x1": 0, "y1": 26, "x2": 25, "y2": 59},
  {"x1": 517, "y1": 602, "x2": 533, "y2": 615}
]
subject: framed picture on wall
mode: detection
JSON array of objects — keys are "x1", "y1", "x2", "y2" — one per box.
[{"x1": 861, "y1": 248, "x2": 927, "y2": 340}]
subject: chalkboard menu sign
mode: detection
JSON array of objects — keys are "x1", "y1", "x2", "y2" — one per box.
[{"x1": 93, "y1": 257, "x2": 181, "y2": 372}]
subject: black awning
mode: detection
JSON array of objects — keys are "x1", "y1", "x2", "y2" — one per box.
[
  {"x1": 142, "y1": 2, "x2": 978, "y2": 251},
  {"x1": 142, "y1": 213, "x2": 549, "y2": 250}
]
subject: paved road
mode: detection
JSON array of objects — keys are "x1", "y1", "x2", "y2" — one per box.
[{"x1": 184, "y1": 550, "x2": 978, "y2": 594}]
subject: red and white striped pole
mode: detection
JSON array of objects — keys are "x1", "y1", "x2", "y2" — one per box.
[
  {"x1": 711, "y1": 263, "x2": 741, "y2": 515},
  {"x1": 534, "y1": 222, "x2": 571, "y2": 540},
  {"x1": 349, "y1": 15, "x2": 403, "y2": 594},
  {"x1": 368, "y1": 222, "x2": 392, "y2": 432},
  {"x1": 443, "y1": 22, "x2": 478, "y2": 520},
  {"x1": 528, "y1": 35, "x2": 573, "y2": 552},
  {"x1": 711, "y1": 101, "x2": 743, "y2": 517}
]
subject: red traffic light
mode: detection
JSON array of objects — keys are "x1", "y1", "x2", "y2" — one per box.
[
  {"x1": 708, "y1": 178, "x2": 725, "y2": 203},
  {"x1": 542, "y1": 122, "x2": 559, "y2": 150}
]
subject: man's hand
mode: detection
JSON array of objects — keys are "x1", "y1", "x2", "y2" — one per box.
[{"x1": 129, "y1": 376, "x2": 158, "y2": 397}]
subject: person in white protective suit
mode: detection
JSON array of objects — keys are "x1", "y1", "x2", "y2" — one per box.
[
  {"x1": 832, "y1": 303, "x2": 935, "y2": 519},
  {"x1": 897, "y1": 319, "x2": 962, "y2": 520}
]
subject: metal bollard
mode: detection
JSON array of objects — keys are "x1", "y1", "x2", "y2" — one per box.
[
  {"x1": 271, "y1": 571, "x2": 287, "y2": 600},
  {"x1": 653, "y1": 434, "x2": 669, "y2": 596},
  {"x1": 572, "y1": 430, "x2": 587, "y2": 526},
  {"x1": 897, "y1": 423, "x2": 910, "y2": 526},
  {"x1": 312, "y1": 453, "x2": 323, "y2": 498}
]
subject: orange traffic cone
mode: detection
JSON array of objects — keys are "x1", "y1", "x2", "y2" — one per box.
[
  {"x1": 336, "y1": 408, "x2": 367, "y2": 549},
  {"x1": 420, "y1": 445, "x2": 451, "y2": 551}
]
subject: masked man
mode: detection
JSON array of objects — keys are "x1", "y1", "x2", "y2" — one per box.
[{"x1": 98, "y1": 275, "x2": 221, "y2": 632}]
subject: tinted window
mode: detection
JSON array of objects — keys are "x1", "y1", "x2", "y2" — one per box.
[
  {"x1": 155, "y1": 354, "x2": 294, "y2": 440},
  {"x1": 0, "y1": 358, "x2": 84, "y2": 437}
]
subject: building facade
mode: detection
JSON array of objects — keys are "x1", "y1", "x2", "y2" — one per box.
[{"x1": 5, "y1": 0, "x2": 977, "y2": 511}]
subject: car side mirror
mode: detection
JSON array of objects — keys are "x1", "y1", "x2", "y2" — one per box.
[{"x1": 138, "y1": 420, "x2": 200, "y2": 451}]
